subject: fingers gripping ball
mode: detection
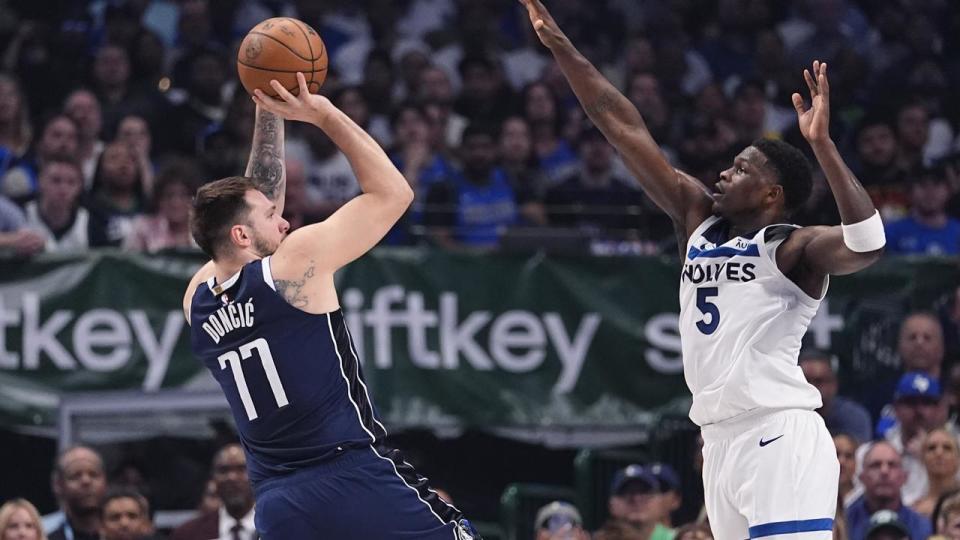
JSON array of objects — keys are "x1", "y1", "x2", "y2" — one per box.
[{"x1": 237, "y1": 17, "x2": 327, "y2": 98}]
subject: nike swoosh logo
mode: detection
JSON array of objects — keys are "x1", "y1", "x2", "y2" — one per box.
[{"x1": 759, "y1": 435, "x2": 784, "y2": 447}]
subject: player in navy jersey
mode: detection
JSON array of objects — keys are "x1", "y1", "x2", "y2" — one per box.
[
  {"x1": 521, "y1": 1, "x2": 886, "y2": 539},
  {"x1": 182, "y1": 73, "x2": 479, "y2": 540}
]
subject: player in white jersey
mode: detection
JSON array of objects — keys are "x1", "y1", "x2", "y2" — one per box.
[{"x1": 521, "y1": 1, "x2": 886, "y2": 539}]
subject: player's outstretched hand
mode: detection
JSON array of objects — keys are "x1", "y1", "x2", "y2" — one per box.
[
  {"x1": 252, "y1": 72, "x2": 336, "y2": 127},
  {"x1": 519, "y1": 0, "x2": 568, "y2": 50},
  {"x1": 792, "y1": 60, "x2": 831, "y2": 144}
]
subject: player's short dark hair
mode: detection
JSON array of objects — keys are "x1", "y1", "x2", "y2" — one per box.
[
  {"x1": 190, "y1": 176, "x2": 258, "y2": 260},
  {"x1": 751, "y1": 138, "x2": 813, "y2": 214},
  {"x1": 101, "y1": 486, "x2": 150, "y2": 519}
]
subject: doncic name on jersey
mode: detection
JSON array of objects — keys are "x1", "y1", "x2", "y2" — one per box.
[
  {"x1": 681, "y1": 237, "x2": 758, "y2": 285},
  {"x1": 201, "y1": 298, "x2": 255, "y2": 344}
]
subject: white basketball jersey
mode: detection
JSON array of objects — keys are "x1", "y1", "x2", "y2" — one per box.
[{"x1": 679, "y1": 216, "x2": 825, "y2": 426}]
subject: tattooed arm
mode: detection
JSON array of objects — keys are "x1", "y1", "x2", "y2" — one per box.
[
  {"x1": 519, "y1": 0, "x2": 711, "y2": 234},
  {"x1": 245, "y1": 105, "x2": 287, "y2": 215}
]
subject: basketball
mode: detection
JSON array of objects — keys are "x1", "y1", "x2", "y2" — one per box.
[{"x1": 237, "y1": 17, "x2": 327, "y2": 98}]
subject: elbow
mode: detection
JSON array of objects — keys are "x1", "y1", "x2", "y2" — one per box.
[{"x1": 394, "y1": 179, "x2": 414, "y2": 209}]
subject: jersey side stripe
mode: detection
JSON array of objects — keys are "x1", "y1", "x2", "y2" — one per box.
[
  {"x1": 342, "y1": 319, "x2": 389, "y2": 438},
  {"x1": 369, "y1": 445, "x2": 462, "y2": 529},
  {"x1": 328, "y1": 311, "x2": 381, "y2": 440},
  {"x1": 326, "y1": 313, "x2": 377, "y2": 442}
]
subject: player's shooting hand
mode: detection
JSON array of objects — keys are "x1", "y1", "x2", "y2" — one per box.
[
  {"x1": 792, "y1": 60, "x2": 831, "y2": 144},
  {"x1": 519, "y1": 0, "x2": 568, "y2": 50},
  {"x1": 252, "y1": 72, "x2": 335, "y2": 128}
]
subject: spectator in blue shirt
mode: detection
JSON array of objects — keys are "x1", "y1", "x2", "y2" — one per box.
[
  {"x1": 847, "y1": 441, "x2": 932, "y2": 540},
  {"x1": 884, "y1": 167, "x2": 960, "y2": 255},
  {"x1": 800, "y1": 349, "x2": 873, "y2": 443}
]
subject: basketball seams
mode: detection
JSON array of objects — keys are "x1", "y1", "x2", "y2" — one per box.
[
  {"x1": 287, "y1": 18, "x2": 316, "y2": 89},
  {"x1": 237, "y1": 60, "x2": 327, "y2": 74}
]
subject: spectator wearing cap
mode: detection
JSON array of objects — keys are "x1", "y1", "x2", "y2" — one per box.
[
  {"x1": 865, "y1": 509, "x2": 910, "y2": 540},
  {"x1": 881, "y1": 372, "x2": 954, "y2": 505},
  {"x1": 800, "y1": 349, "x2": 873, "y2": 443},
  {"x1": 647, "y1": 463, "x2": 682, "y2": 530},
  {"x1": 594, "y1": 465, "x2": 673, "y2": 540},
  {"x1": 847, "y1": 441, "x2": 932, "y2": 540},
  {"x1": 884, "y1": 167, "x2": 960, "y2": 255},
  {"x1": 534, "y1": 501, "x2": 589, "y2": 540}
]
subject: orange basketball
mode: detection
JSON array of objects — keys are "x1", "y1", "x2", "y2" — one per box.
[{"x1": 237, "y1": 17, "x2": 327, "y2": 98}]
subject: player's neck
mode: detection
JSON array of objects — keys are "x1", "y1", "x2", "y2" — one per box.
[
  {"x1": 727, "y1": 207, "x2": 783, "y2": 239},
  {"x1": 213, "y1": 252, "x2": 259, "y2": 284}
]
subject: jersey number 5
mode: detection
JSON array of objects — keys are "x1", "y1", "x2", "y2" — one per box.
[
  {"x1": 696, "y1": 287, "x2": 720, "y2": 335},
  {"x1": 218, "y1": 338, "x2": 289, "y2": 421}
]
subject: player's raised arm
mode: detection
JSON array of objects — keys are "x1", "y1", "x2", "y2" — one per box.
[
  {"x1": 778, "y1": 61, "x2": 884, "y2": 278},
  {"x1": 520, "y1": 0, "x2": 712, "y2": 232},
  {"x1": 253, "y1": 73, "x2": 413, "y2": 272},
  {"x1": 245, "y1": 105, "x2": 286, "y2": 215}
]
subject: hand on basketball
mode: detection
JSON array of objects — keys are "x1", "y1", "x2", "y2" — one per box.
[
  {"x1": 252, "y1": 72, "x2": 334, "y2": 127},
  {"x1": 519, "y1": 0, "x2": 568, "y2": 50},
  {"x1": 792, "y1": 60, "x2": 831, "y2": 144}
]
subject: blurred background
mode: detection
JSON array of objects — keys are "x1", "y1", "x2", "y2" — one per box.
[{"x1": 0, "y1": 1, "x2": 958, "y2": 539}]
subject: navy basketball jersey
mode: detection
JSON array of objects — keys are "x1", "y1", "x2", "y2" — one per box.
[{"x1": 190, "y1": 257, "x2": 387, "y2": 486}]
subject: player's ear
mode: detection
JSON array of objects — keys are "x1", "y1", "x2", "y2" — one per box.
[
  {"x1": 230, "y1": 224, "x2": 250, "y2": 249},
  {"x1": 767, "y1": 184, "x2": 784, "y2": 205}
]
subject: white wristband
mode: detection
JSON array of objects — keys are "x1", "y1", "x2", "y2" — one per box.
[{"x1": 841, "y1": 210, "x2": 885, "y2": 252}]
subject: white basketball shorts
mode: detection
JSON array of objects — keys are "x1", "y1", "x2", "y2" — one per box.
[{"x1": 701, "y1": 409, "x2": 839, "y2": 540}]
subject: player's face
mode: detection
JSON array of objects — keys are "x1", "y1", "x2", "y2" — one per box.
[
  {"x1": 713, "y1": 146, "x2": 781, "y2": 218},
  {"x1": 243, "y1": 189, "x2": 289, "y2": 257}
]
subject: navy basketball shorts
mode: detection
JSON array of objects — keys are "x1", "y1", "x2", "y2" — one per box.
[{"x1": 253, "y1": 446, "x2": 470, "y2": 539}]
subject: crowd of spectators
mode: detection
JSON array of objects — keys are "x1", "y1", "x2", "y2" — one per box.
[
  {"x1": 0, "y1": 0, "x2": 956, "y2": 255},
  {"x1": 1, "y1": 0, "x2": 960, "y2": 539}
]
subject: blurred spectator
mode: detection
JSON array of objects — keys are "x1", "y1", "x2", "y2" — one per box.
[
  {"x1": 162, "y1": 47, "x2": 228, "y2": 155},
  {"x1": 49, "y1": 446, "x2": 107, "y2": 540},
  {"x1": 935, "y1": 493, "x2": 960, "y2": 539},
  {"x1": 498, "y1": 115, "x2": 547, "y2": 226},
  {"x1": 534, "y1": 501, "x2": 589, "y2": 540},
  {"x1": 800, "y1": 349, "x2": 873, "y2": 442},
  {"x1": 730, "y1": 79, "x2": 789, "y2": 146},
  {"x1": 0, "y1": 498, "x2": 47, "y2": 540},
  {"x1": 899, "y1": 312, "x2": 946, "y2": 378},
  {"x1": 544, "y1": 126, "x2": 646, "y2": 236},
  {"x1": 594, "y1": 465, "x2": 671, "y2": 540},
  {"x1": 92, "y1": 42, "x2": 168, "y2": 138},
  {"x1": 169, "y1": 443, "x2": 255, "y2": 540},
  {"x1": 0, "y1": 192, "x2": 43, "y2": 256},
  {"x1": 286, "y1": 119, "x2": 359, "y2": 221},
  {"x1": 2, "y1": 115, "x2": 78, "y2": 201},
  {"x1": 63, "y1": 89, "x2": 105, "y2": 185},
  {"x1": 521, "y1": 81, "x2": 578, "y2": 186},
  {"x1": 360, "y1": 48, "x2": 397, "y2": 124},
  {"x1": 424, "y1": 122, "x2": 517, "y2": 250},
  {"x1": 673, "y1": 522, "x2": 712, "y2": 540},
  {"x1": 846, "y1": 441, "x2": 931, "y2": 540},
  {"x1": 197, "y1": 478, "x2": 220, "y2": 515},
  {"x1": 627, "y1": 73, "x2": 677, "y2": 158},
  {"x1": 865, "y1": 509, "x2": 910, "y2": 540},
  {"x1": 99, "y1": 488, "x2": 154, "y2": 540},
  {"x1": 912, "y1": 428, "x2": 960, "y2": 517},
  {"x1": 199, "y1": 89, "x2": 255, "y2": 181},
  {"x1": 115, "y1": 115, "x2": 155, "y2": 195},
  {"x1": 24, "y1": 159, "x2": 107, "y2": 252},
  {"x1": 455, "y1": 55, "x2": 514, "y2": 126},
  {"x1": 895, "y1": 101, "x2": 930, "y2": 173},
  {"x1": 836, "y1": 433, "x2": 860, "y2": 508},
  {"x1": 416, "y1": 65, "x2": 467, "y2": 148},
  {"x1": 882, "y1": 372, "x2": 952, "y2": 506},
  {"x1": 0, "y1": 73, "x2": 32, "y2": 168},
  {"x1": 88, "y1": 141, "x2": 146, "y2": 246},
  {"x1": 123, "y1": 161, "x2": 196, "y2": 252},
  {"x1": 852, "y1": 114, "x2": 908, "y2": 222},
  {"x1": 334, "y1": 85, "x2": 391, "y2": 147},
  {"x1": 884, "y1": 168, "x2": 960, "y2": 256},
  {"x1": 281, "y1": 158, "x2": 311, "y2": 232},
  {"x1": 646, "y1": 463, "x2": 681, "y2": 530}
]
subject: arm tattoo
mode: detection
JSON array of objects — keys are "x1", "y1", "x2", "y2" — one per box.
[
  {"x1": 246, "y1": 111, "x2": 285, "y2": 201},
  {"x1": 274, "y1": 261, "x2": 315, "y2": 309},
  {"x1": 586, "y1": 90, "x2": 617, "y2": 116}
]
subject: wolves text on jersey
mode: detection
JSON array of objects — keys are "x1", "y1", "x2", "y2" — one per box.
[
  {"x1": 681, "y1": 261, "x2": 757, "y2": 285},
  {"x1": 202, "y1": 299, "x2": 255, "y2": 344}
]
